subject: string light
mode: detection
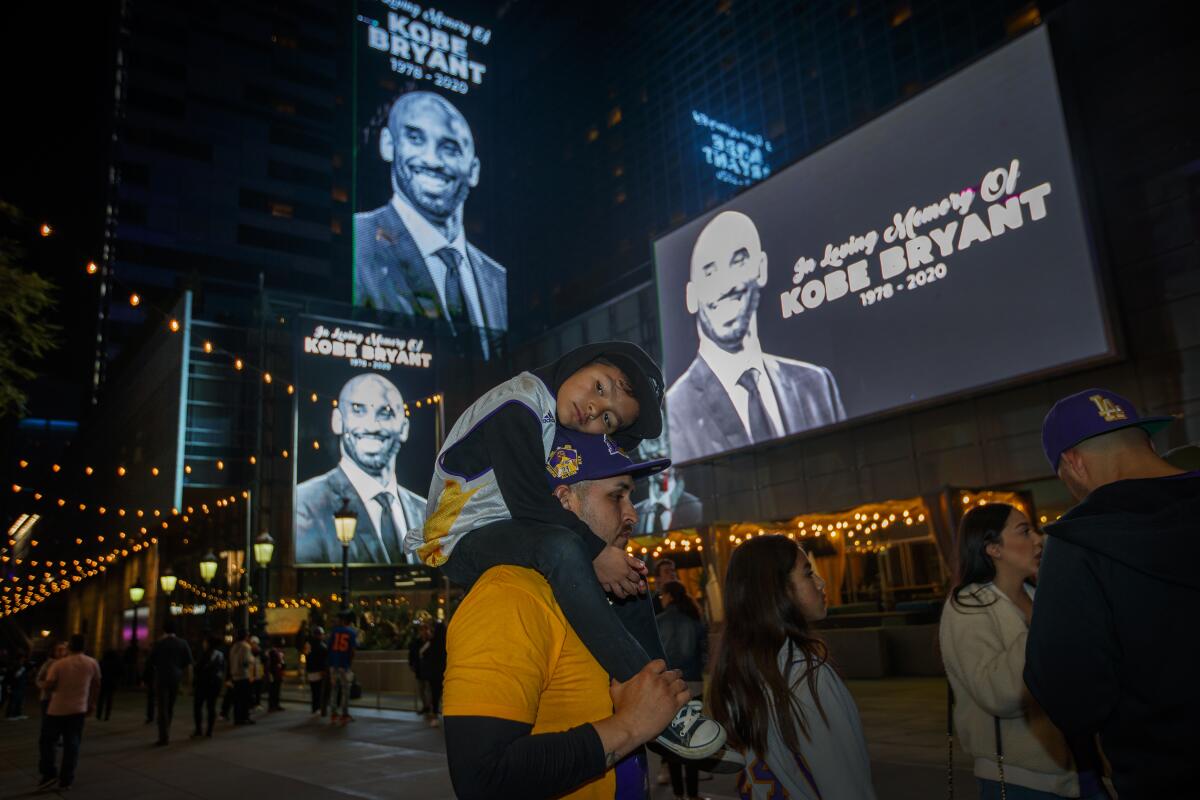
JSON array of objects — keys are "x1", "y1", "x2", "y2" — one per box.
[
  {"x1": 168, "y1": 319, "x2": 180, "y2": 332},
  {"x1": 129, "y1": 293, "x2": 141, "y2": 307},
  {"x1": 85, "y1": 261, "x2": 98, "y2": 274}
]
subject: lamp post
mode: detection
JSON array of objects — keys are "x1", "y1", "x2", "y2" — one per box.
[
  {"x1": 159, "y1": 568, "x2": 177, "y2": 596},
  {"x1": 333, "y1": 498, "x2": 358, "y2": 610},
  {"x1": 253, "y1": 532, "x2": 274, "y2": 634},
  {"x1": 128, "y1": 580, "x2": 145, "y2": 651},
  {"x1": 199, "y1": 551, "x2": 219, "y2": 584},
  {"x1": 198, "y1": 552, "x2": 219, "y2": 627},
  {"x1": 159, "y1": 568, "x2": 177, "y2": 625}
]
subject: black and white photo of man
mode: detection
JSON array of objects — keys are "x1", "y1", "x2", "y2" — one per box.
[
  {"x1": 666, "y1": 210, "x2": 845, "y2": 463},
  {"x1": 354, "y1": 92, "x2": 507, "y2": 342},
  {"x1": 634, "y1": 427, "x2": 702, "y2": 535},
  {"x1": 295, "y1": 373, "x2": 426, "y2": 564}
]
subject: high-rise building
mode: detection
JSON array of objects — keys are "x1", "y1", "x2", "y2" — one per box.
[{"x1": 96, "y1": 0, "x2": 352, "y2": 399}]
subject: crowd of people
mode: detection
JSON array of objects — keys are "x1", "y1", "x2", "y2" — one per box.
[
  {"x1": 11, "y1": 336, "x2": 1197, "y2": 800},
  {"x1": 430, "y1": 346, "x2": 1196, "y2": 800},
  {"x1": 12, "y1": 608, "x2": 445, "y2": 791}
]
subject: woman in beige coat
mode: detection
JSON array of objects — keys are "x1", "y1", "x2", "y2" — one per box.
[{"x1": 939, "y1": 503, "x2": 1107, "y2": 800}]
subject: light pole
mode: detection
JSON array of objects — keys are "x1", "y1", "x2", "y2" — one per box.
[
  {"x1": 198, "y1": 552, "x2": 219, "y2": 628},
  {"x1": 253, "y1": 532, "x2": 275, "y2": 634},
  {"x1": 128, "y1": 580, "x2": 145, "y2": 651},
  {"x1": 333, "y1": 498, "x2": 358, "y2": 610},
  {"x1": 159, "y1": 568, "x2": 177, "y2": 596},
  {"x1": 159, "y1": 568, "x2": 177, "y2": 629},
  {"x1": 199, "y1": 551, "x2": 219, "y2": 584}
]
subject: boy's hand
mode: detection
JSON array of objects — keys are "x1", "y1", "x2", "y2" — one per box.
[{"x1": 594, "y1": 545, "x2": 647, "y2": 598}]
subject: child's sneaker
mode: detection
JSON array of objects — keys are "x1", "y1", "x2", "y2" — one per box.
[{"x1": 653, "y1": 700, "x2": 726, "y2": 760}]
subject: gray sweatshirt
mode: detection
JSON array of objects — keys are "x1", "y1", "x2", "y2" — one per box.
[{"x1": 738, "y1": 644, "x2": 876, "y2": 800}]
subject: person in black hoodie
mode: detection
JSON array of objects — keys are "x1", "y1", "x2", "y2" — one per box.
[
  {"x1": 1025, "y1": 388, "x2": 1198, "y2": 798},
  {"x1": 192, "y1": 636, "x2": 224, "y2": 738},
  {"x1": 96, "y1": 650, "x2": 122, "y2": 721}
]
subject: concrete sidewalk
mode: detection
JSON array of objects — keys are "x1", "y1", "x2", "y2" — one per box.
[{"x1": 0, "y1": 678, "x2": 973, "y2": 799}]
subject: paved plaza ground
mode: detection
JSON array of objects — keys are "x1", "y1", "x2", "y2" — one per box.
[{"x1": 0, "y1": 678, "x2": 973, "y2": 799}]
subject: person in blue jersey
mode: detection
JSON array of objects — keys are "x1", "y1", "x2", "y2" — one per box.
[
  {"x1": 327, "y1": 611, "x2": 358, "y2": 726},
  {"x1": 711, "y1": 535, "x2": 876, "y2": 800},
  {"x1": 408, "y1": 342, "x2": 727, "y2": 761}
]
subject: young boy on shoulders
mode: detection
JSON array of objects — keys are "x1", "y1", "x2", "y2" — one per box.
[{"x1": 406, "y1": 342, "x2": 725, "y2": 759}]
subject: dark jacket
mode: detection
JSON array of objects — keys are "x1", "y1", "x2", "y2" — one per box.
[
  {"x1": 147, "y1": 635, "x2": 193, "y2": 685},
  {"x1": 666, "y1": 352, "x2": 845, "y2": 464},
  {"x1": 306, "y1": 638, "x2": 329, "y2": 674},
  {"x1": 294, "y1": 465, "x2": 426, "y2": 564},
  {"x1": 195, "y1": 649, "x2": 225, "y2": 693},
  {"x1": 417, "y1": 623, "x2": 447, "y2": 683},
  {"x1": 655, "y1": 605, "x2": 707, "y2": 682},
  {"x1": 1024, "y1": 473, "x2": 1200, "y2": 799},
  {"x1": 407, "y1": 638, "x2": 423, "y2": 680},
  {"x1": 353, "y1": 203, "x2": 508, "y2": 332},
  {"x1": 99, "y1": 651, "x2": 123, "y2": 690}
]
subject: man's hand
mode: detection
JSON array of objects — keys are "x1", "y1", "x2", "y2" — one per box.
[
  {"x1": 592, "y1": 660, "x2": 689, "y2": 764},
  {"x1": 593, "y1": 545, "x2": 647, "y2": 598}
]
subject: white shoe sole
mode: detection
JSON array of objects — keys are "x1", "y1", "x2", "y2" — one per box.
[{"x1": 651, "y1": 726, "x2": 728, "y2": 761}]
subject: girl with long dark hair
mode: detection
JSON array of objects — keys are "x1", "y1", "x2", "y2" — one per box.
[
  {"x1": 711, "y1": 535, "x2": 875, "y2": 799},
  {"x1": 939, "y1": 503, "x2": 1106, "y2": 799}
]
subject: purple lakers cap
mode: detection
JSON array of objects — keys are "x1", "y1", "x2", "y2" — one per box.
[
  {"x1": 1041, "y1": 388, "x2": 1175, "y2": 471},
  {"x1": 546, "y1": 426, "x2": 670, "y2": 487}
]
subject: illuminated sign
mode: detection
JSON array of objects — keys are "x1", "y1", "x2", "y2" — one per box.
[
  {"x1": 293, "y1": 318, "x2": 438, "y2": 566},
  {"x1": 352, "y1": 1, "x2": 508, "y2": 348},
  {"x1": 357, "y1": 1, "x2": 494, "y2": 96},
  {"x1": 656, "y1": 28, "x2": 1111, "y2": 465},
  {"x1": 304, "y1": 323, "x2": 433, "y2": 369},
  {"x1": 692, "y1": 111, "x2": 773, "y2": 187}
]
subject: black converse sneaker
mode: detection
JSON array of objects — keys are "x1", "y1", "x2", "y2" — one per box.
[{"x1": 652, "y1": 699, "x2": 726, "y2": 760}]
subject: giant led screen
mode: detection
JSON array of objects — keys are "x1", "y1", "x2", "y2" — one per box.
[
  {"x1": 293, "y1": 318, "x2": 438, "y2": 566},
  {"x1": 351, "y1": 1, "x2": 505, "y2": 350},
  {"x1": 653, "y1": 27, "x2": 1112, "y2": 465}
]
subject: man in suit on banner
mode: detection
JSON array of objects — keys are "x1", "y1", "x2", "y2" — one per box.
[
  {"x1": 666, "y1": 210, "x2": 845, "y2": 464},
  {"x1": 354, "y1": 91, "x2": 507, "y2": 350},
  {"x1": 295, "y1": 373, "x2": 425, "y2": 565},
  {"x1": 633, "y1": 429, "x2": 703, "y2": 535}
]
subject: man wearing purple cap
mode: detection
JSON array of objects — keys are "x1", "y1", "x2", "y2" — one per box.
[
  {"x1": 442, "y1": 427, "x2": 701, "y2": 799},
  {"x1": 1025, "y1": 389, "x2": 1198, "y2": 798}
]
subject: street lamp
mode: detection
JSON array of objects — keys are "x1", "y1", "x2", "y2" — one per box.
[
  {"x1": 254, "y1": 532, "x2": 274, "y2": 633},
  {"x1": 333, "y1": 497, "x2": 358, "y2": 609},
  {"x1": 253, "y1": 532, "x2": 275, "y2": 568},
  {"x1": 159, "y1": 568, "x2": 177, "y2": 595},
  {"x1": 128, "y1": 580, "x2": 145, "y2": 650},
  {"x1": 199, "y1": 551, "x2": 219, "y2": 584}
]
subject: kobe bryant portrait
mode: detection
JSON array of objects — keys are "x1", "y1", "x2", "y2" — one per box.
[
  {"x1": 633, "y1": 423, "x2": 703, "y2": 536},
  {"x1": 666, "y1": 210, "x2": 845, "y2": 463},
  {"x1": 354, "y1": 91, "x2": 507, "y2": 342},
  {"x1": 294, "y1": 373, "x2": 426, "y2": 565}
]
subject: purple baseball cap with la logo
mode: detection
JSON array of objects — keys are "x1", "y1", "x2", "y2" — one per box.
[
  {"x1": 1041, "y1": 388, "x2": 1175, "y2": 471},
  {"x1": 545, "y1": 426, "x2": 670, "y2": 487}
]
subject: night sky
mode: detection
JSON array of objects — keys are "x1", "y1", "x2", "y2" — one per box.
[{"x1": 2, "y1": 2, "x2": 115, "y2": 420}]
